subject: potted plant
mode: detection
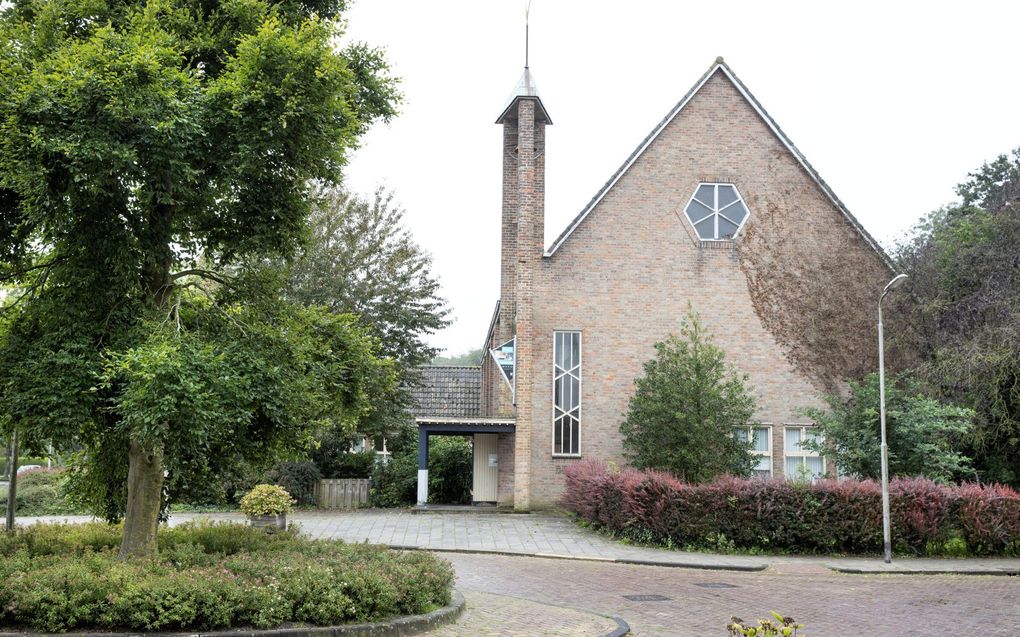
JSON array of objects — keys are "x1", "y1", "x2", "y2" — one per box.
[{"x1": 240, "y1": 484, "x2": 295, "y2": 531}]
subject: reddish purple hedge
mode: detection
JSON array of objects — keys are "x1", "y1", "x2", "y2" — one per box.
[{"x1": 562, "y1": 458, "x2": 1020, "y2": 555}]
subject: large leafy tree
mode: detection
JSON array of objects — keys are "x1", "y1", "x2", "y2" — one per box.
[
  {"x1": 285, "y1": 186, "x2": 450, "y2": 439},
  {"x1": 620, "y1": 310, "x2": 757, "y2": 483},
  {"x1": 287, "y1": 186, "x2": 449, "y2": 367},
  {"x1": 895, "y1": 148, "x2": 1020, "y2": 485},
  {"x1": 0, "y1": 0, "x2": 398, "y2": 555},
  {"x1": 801, "y1": 372, "x2": 975, "y2": 483}
]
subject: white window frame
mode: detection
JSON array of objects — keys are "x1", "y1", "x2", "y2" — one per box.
[
  {"x1": 783, "y1": 425, "x2": 826, "y2": 480},
  {"x1": 683, "y1": 182, "x2": 751, "y2": 241},
  {"x1": 489, "y1": 336, "x2": 516, "y2": 402},
  {"x1": 552, "y1": 331, "x2": 582, "y2": 457},
  {"x1": 734, "y1": 425, "x2": 772, "y2": 477}
]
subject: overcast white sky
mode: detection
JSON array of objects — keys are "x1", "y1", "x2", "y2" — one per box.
[{"x1": 340, "y1": 1, "x2": 1020, "y2": 357}]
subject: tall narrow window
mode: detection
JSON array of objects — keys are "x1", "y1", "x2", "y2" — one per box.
[{"x1": 553, "y1": 331, "x2": 581, "y2": 456}]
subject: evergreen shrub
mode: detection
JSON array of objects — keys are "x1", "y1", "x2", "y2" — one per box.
[
  {"x1": 239, "y1": 485, "x2": 295, "y2": 517},
  {"x1": 265, "y1": 461, "x2": 321, "y2": 506},
  {"x1": 0, "y1": 522, "x2": 454, "y2": 632},
  {"x1": 562, "y1": 458, "x2": 1020, "y2": 555}
]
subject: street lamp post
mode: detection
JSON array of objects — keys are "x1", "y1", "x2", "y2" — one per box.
[{"x1": 878, "y1": 273, "x2": 907, "y2": 564}]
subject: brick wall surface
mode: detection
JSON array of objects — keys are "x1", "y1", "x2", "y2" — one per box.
[
  {"x1": 515, "y1": 70, "x2": 890, "y2": 507},
  {"x1": 496, "y1": 432, "x2": 515, "y2": 507}
]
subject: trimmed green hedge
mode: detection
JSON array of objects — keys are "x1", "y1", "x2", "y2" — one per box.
[
  {"x1": 563, "y1": 458, "x2": 1020, "y2": 556},
  {"x1": 0, "y1": 522, "x2": 454, "y2": 632}
]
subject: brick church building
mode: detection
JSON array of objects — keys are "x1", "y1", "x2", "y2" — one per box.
[{"x1": 413, "y1": 58, "x2": 893, "y2": 511}]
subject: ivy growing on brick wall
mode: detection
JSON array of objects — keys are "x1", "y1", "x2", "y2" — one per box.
[{"x1": 734, "y1": 163, "x2": 907, "y2": 393}]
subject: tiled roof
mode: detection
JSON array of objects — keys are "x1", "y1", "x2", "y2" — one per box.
[{"x1": 409, "y1": 366, "x2": 481, "y2": 418}]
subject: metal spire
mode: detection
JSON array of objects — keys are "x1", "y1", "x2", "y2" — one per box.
[{"x1": 525, "y1": 0, "x2": 531, "y2": 69}]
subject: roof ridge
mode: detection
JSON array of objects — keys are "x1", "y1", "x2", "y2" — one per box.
[
  {"x1": 418, "y1": 365, "x2": 483, "y2": 370},
  {"x1": 543, "y1": 58, "x2": 895, "y2": 270},
  {"x1": 544, "y1": 59, "x2": 722, "y2": 256}
]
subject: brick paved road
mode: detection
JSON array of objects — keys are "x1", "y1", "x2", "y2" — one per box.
[{"x1": 435, "y1": 553, "x2": 1020, "y2": 637}]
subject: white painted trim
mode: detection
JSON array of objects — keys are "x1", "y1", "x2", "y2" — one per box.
[
  {"x1": 782, "y1": 425, "x2": 827, "y2": 480},
  {"x1": 415, "y1": 417, "x2": 516, "y2": 425},
  {"x1": 543, "y1": 63, "x2": 893, "y2": 270},
  {"x1": 416, "y1": 469, "x2": 429, "y2": 506},
  {"x1": 551, "y1": 330, "x2": 582, "y2": 456},
  {"x1": 489, "y1": 336, "x2": 517, "y2": 403},
  {"x1": 544, "y1": 65, "x2": 721, "y2": 257},
  {"x1": 682, "y1": 182, "x2": 751, "y2": 241},
  {"x1": 734, "y1": 424, "x2": 773, "y2": 478}
]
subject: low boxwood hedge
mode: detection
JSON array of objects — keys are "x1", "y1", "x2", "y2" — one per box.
[
  {"x1": 563, "y1": 458, "x2": 1020, "y2": 556},
  {"x1": 0, "y1": 521, "x2": 454, "y2": 633}
]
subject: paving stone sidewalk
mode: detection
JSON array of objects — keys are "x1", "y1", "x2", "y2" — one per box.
[
  {"x1": 426, "y1": 591, "x2": 622, "y2": 637},
  {"x1": 19, "y1": 509, "x2": 1020, "y2": 575}
]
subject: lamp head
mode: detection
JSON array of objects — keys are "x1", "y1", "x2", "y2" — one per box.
[{"x1": 884, "y1": 274, "x2": 908, "y2": 294}]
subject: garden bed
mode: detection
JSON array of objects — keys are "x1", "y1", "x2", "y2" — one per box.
[{"x1": 0, "y1": 522, "x2": 454, "y2": 633}]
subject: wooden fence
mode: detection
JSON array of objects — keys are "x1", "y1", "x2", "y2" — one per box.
[{"x1": 316, "y1": 478, "x2": 370, "y2": 509}]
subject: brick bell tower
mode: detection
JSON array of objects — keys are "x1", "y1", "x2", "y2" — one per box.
[{"x1": 495, "y1": 65, "x2": 551, "y2": 512}]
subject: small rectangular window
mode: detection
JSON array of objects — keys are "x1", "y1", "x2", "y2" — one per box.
[
  {"x1": 783, "y1": 426, "x2": 825, "y2": 481},
  {"x1": 553, "y1": 331, "x2": 581, "y2": 456},
  {"x1": 734, "y1": 425, "x2": 772, "y2": 477}
]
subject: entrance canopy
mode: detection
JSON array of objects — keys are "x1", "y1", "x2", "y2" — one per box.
[{"x1": 415, "y1": 417, "x2": 515, "y2": 506}]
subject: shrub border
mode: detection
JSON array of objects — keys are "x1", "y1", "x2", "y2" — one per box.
[{"x1": 0, "y1": 590, "x2": 466, "y2": 637}]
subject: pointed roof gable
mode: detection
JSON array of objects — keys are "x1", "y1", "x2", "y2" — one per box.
[
  {"x1": 544, "y1": 58, "x2": 893, "y2": 269},
  {"x1": 496, "y1": 67, "x2": 553, "y2": 125}
]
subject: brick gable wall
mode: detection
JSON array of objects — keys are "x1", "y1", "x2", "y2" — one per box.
[{"x1": 521, "y1": 71, "x2": 891, "y2": 506}]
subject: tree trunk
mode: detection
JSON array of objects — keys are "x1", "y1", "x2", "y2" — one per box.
[
  {"x1": 120, "y1": 203, "x2": 173, "y2": 558},
  {"x1": 119, "y1": 438, "x2": 165, "y2": 558},
  {"x1": 4, "y1": 431, "x2": 17, "y2": 532}
]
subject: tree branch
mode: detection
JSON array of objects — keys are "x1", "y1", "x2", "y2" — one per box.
[
  {"x1": 0, "y1": 255, "x2": 65, "y2": 283},
  {"x1": 0, "y1": 258, "x2": 58, "y2": 316},
  {"x1": 169, "y1": 269, "x2": 234, "y2": 288}
]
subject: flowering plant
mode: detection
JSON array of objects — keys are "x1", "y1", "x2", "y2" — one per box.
[
  {"x1": 728, "y1": 612, "x2": 805, "y2": 637},
  {"x1": 240, "y1": 484, "x2": 296, "y2": 516}
]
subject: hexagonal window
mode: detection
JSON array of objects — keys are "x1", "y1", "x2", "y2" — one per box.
[{"x1": 684, "y1": 183, "x2": 750, "y2": 240}]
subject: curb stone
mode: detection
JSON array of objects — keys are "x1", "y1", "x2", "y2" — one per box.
[
  {"x1": 0, "y1": 591, "x2": 466, "y2": 637},
  {"x1": 601, "y1": 616, "x2": 631, "y2": 637},
  {"x1": 388, "y1": 545, "x2": 768, "y2": 572},
  {"x1": 390, "y1": 543, "x2": 1014, "y2": 577},
  {"x1": 825, "y1": 564, "x2": 1020, "y2": 576}
]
